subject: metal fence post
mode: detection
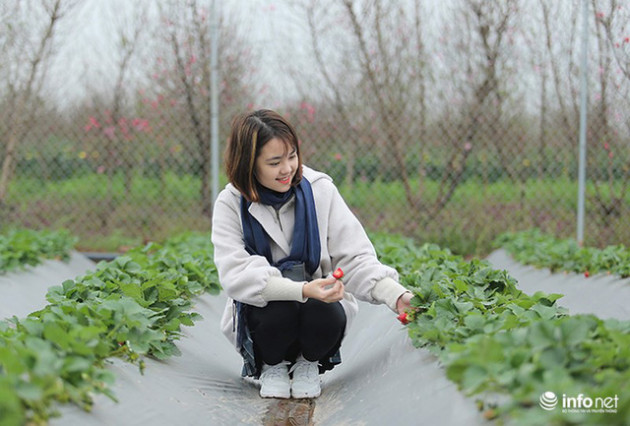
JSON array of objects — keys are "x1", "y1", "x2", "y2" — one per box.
[
  {"x1": 576, "y1": 0, "x2": 589, "y2": 246},
  {"x1": 210, "y1": 0, "x2": 220, "y2": 207}
]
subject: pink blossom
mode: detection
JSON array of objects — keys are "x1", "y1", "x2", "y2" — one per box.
[
  {"x1": 97, "y1": 165, "x2": 106, "y2": 174},
  {"x1": 103, "y1": 126, "x2": 116, "y2": 139},
  {"x1": 464, "y1": 142, "x2": 472, "y2": 151},
  {"x1": 604, "y1": 142, "x2": 610, "y2": 150},
  {"x1": 199, "y1": 8, "x2": 208, "y2": 22},
  {"x1": 89, "y1": 116, "x2": 100, "y2": 128},
  {"x1": 334, "y1": 153, "x2": 342, "y2": 161},
  {"x1": 132, "y1": 118, "x2": 150, "y2": 132}
]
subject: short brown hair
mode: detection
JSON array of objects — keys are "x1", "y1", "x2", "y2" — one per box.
[{"x1": 225, "y1": 109, "x2": 303, "y2": 202}]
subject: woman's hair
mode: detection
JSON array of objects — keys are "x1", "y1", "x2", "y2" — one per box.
[{"x1": 225, "y1": 109, "x2": 303, "y2": 202}]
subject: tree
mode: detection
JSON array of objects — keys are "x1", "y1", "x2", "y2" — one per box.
[
  {"x1": 296, "y1": 0, "x2": 522, "y2": 223},
  {"x1": 593, "y1": 0, "x2": 630, "y2": 221},
  {"x1": 148, "y1": 0, "x2": 257, "y2": 216},
  {"x1": 0, "y1": 0, "x2": 79, "y2": 206},
  {"x1": 295, "y1": 0, "x2": 432, "y2": 207},
  {"x1": 428, "y1": 0, "x2": 523, "y2": 219}
]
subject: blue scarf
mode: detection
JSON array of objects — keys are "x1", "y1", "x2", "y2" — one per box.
[{"x1": 240, "y1": 177, "x2": 321, "y2": 276}]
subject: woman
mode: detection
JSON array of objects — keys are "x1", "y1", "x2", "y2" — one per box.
[{"x1": 212, "y1": 109, "x2": 412, "y2": 399}]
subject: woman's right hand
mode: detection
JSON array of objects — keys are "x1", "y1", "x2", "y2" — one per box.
[{"x1": 302, "y1": 277, "x2": 344, "y2": 303}]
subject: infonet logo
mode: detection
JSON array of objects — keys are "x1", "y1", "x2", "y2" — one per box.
[
  {"x1": 539, "y1": 391, "x2": 619, "y2": 414},
  {"x1": 539, "y1": 391, "x2": 558, "y2": 410}
]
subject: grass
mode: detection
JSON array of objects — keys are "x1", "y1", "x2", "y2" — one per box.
[{"x1": 5, "y1": 173, "x2": 630, "y2": 255}]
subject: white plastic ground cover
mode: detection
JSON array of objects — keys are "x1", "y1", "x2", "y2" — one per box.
[
  {"x1": 486, "y1": 249, "x2": 630, "y2": 321},
  {"x1": 1, "y1": 254, "x2": 484, "y2": 425},
  {"x1": 0, "y1": 253, "x2": 97, "y2": 320}
]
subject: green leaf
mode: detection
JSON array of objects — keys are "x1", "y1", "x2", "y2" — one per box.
[{"x1": 43, "y1": 321, "x2": 72, "y2": 350}]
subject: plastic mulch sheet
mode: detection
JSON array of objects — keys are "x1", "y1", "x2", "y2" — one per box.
[
  {"x1": 1, "y1": 253, "x2": 484, "y2": 426},
  {"x1": 0, "y1": 253, "x2": 97, "y2": 319},
  {"x1": 486, "y1": 249, "x2": 630, "y2": 321}
]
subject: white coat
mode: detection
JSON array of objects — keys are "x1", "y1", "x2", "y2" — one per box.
[{"x1": 211, "y1": 166, "x2": 408, "y2": 349}]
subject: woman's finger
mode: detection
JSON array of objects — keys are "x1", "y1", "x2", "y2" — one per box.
[
  {"x1": 318, "y1": 277, "x2": 336, "y2": 289},
  {"x1": 324, "y1": 280, "x2": 344, "y2": 302}
]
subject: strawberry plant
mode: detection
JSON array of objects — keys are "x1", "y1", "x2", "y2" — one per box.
[
  {"x1": 0, "y1": 228, "x2": 77, "y2": 274},
  {"x1": 372, "y1": 233, "x2": 630, "y2": 425},
  {"x1": 495, "y1": 229, "x2": 630, "y2": 278},
  {"x1": 0, "y1": 232, "x2": 220, "y2": 424}
]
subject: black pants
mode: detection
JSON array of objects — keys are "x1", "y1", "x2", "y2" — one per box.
[{"x1": 246, "y1": 299, "x2": 346, "y2": 366}]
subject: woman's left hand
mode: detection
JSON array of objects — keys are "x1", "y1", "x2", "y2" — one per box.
[{"x1": 396, "y1": 291, "x2": 413, "y2": 314}]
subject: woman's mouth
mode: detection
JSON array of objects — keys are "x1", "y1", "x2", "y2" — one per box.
[{"x1": 277, "y1": 176, "x2": 291, "y2": 185}]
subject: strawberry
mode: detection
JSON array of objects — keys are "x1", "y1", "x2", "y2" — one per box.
[
  {"x1": 333, "y1": 268, "x2": 344, "y2": 279},
  {"x1": 584, "y1": 270, "x2": 590, "y2": 278},
  {"x1": 397, "y1": 312, "x2": 410, "y2": 325}
]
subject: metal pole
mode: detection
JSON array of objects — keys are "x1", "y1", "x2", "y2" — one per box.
[
  {"x1": 576, "y1": 0, "x2": 589, "y2": 245},
  {"x1": 210, "y1": 0, "x2": 220, "y2": 206}
]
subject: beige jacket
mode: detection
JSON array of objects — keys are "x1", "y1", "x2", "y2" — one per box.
[{"x1": 212, "y1": 166, "x2": 408, "y2": 348}]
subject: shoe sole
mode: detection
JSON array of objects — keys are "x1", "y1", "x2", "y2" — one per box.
[
  {"x1": 260, "y1": 390, "x2": 291, "y2": 399},
  {"x1": 291, "y1": 389, "x2": 321, "y2": 399}
]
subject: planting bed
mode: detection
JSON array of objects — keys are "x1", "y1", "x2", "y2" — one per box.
[
  {"x1": 0, "y1": 253, "x2": 95, "y2": 320},
  {"x1": 2, "y1": 231, "x2": 629, "y2": 425},
  {"x1": 1, "y1": 251, "x2": 481, "y2": 425},
  {"x1": 486, "y1": 249, "x2": 630, "y2": 321}
]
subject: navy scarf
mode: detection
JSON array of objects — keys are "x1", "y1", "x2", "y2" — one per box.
[{"x1": 240, "y1": 177, "x2": 321, "y2": 276}]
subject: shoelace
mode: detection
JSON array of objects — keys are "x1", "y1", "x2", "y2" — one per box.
[
  {"x1": 262, "y1": 361, "x2": 290, "y2": 380},
  {"x1": 290, "y1": 360, "x2": 319, "y2": 382}
]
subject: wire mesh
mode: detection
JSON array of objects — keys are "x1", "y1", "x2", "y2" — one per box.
[{"x1": 0, "y1": 0, "x2": 628, "y2": 255}]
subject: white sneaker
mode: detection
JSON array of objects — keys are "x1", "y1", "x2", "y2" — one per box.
[
  {"x1": 290, "y1": 357, "x2": 321, "y2": 398},
  {"x1": 259, "y1": 362, "x2": 291, "y2": 399}
]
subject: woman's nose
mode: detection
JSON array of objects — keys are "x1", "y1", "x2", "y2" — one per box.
[{"x1": 280, "y1": 159, "x2": 293, "y2": 174}]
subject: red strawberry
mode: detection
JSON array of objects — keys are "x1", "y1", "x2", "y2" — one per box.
[
  {"x1": 397, "y1": 312, "x2": 410, "y2": 325},
  {"x1": 333, "y1": 268, "x2": 344, "y2": 279},
  {"x1": 584, "y1": 270, "x2": 590, "y2": 278}
]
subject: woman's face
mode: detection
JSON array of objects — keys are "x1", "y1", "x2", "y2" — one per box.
[{"x1": 254, "y1": 137, "x2": 298, "y2": 193}]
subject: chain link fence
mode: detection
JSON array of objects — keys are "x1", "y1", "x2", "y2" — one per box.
[{"x1": 1, "y1": 0, "x2": 629, "y2": 255}]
